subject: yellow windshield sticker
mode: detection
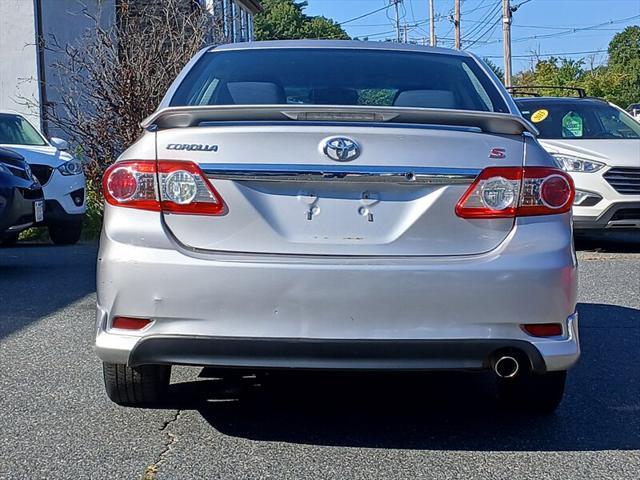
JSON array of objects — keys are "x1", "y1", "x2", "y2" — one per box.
[{"x1": 531, "y1": 109, "x2": 549, "y2": 123}]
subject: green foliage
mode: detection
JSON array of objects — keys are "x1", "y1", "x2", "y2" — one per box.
[
  {"x1": 483, "y1": 58, "x2": 504, "y2": 81},
  {"x1": 608, "y1": 26, "x2": 640, "y2": 66},
  {"x1": 81, "y1": 178, "x2": 104, "y2": 240},
  {"x1": 303, "y1": 16, "x2": 349, "y2": 40},
  {"x1": 255, "y1": 0, "x2": 348, "y2": 41},
  {"x1": 357, "y1": 89, "x2": 396, "y2": 106},
  {"x1": 514, "y1": 26, "x2": 640, "y2": 108}
]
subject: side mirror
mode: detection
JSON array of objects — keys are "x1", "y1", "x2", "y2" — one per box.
[{"x1": 50, "y1": 137, "x2": 69, "y2": 151}]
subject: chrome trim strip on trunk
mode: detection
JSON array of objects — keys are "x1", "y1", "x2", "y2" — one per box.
[{"x1": 201, "y1": 164, "x2": 480, "y2": 185}]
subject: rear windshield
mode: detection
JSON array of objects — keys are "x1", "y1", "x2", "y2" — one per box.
[
  {"x1": 170, "y1": 48, "x2": 509, "y2": 113},
  {"x1": 0, "y1": 113, "x2": 47, "y2": 146},
  {"x1": 516, "y1": 100, "x2": 640, "y2": 140}
]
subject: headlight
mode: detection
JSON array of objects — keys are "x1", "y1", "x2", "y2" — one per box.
[
  {"x1": 58, "y1": 160, "x2": 83, "y2": 176},
  {"x1": 551, "y1": 154, "x2": 605, "y2": 173}
]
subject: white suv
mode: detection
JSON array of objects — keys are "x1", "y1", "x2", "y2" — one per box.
[
  {"x1": 516, "y1": 97, "x2": 640, "y2": 231},
  {"x1": 0, "y1": 112, "x2": 86, "y2": 244}
]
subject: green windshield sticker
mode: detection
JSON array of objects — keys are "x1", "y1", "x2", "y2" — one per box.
[{"x1": 562, "y1": 111, "x2": 583, "y2": 137}]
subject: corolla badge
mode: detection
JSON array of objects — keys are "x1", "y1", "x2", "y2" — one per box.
[
  {"x1": 166, "y1": 143, "x2": 218, "y2": 152},
  {"x1": 323, "y1": 137, "x2": 360, "y2": 162}
]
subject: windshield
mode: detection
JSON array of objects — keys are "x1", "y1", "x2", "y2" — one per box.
[
  {"x1": 0, "y1": 113, "x2": 47, "y2": 146},
  {"x1": 170, "y1": 48, "x2": 509, "y2": 113},
  {"x1": 516, "y1": 100, "x2": 640, "y2": 139}
]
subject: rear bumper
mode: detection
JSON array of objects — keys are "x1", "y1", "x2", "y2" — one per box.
[
  {"x1": 128, "y1": 336, "x2": 548, "y2": 372},
  {"x1": 96, "y1": 210, "x2": 579, "y2": 372}
]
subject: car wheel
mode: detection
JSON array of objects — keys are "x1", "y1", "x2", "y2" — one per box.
[
  {"x1": 103, "y1": 362, "x2": 171, "y2": 406},
  {"x1": 48, "y1": 222, "x2": 82, "y2": 245},
  {"x1": 497, "y1": 370, "x2": 566, "y2": 414},
  {"x1": 0, "y1": 233, "x2": 19, "y2": 247}
]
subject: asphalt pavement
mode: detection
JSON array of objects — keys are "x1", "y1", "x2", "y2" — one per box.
[{"x1": 0, "y1": 234, "x2": 638, "y2": 480}]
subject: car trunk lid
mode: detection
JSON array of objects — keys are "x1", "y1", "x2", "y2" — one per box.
[{"x1": 154, "y1": 117, "x2": 525, "y2": 256}]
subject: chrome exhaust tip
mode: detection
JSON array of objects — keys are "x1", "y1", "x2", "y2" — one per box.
[{"x1": 493, "y1": 355, "x2": 519, "y2": 378}]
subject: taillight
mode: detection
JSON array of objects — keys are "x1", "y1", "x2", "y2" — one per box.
[
  {"x1": 103, "y1": 160, "x2": 225, "y2": 215},
  {"x1": 455, "y1": 166, "x2": 574, "y2": 218},
  {"x1": 158, "y1": 161, "x2": 225, "y2": 215}
]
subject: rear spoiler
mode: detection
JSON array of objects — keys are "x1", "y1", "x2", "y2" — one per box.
[{"x1": 141, "y1": 105, "x2": 538, "y2": 136}]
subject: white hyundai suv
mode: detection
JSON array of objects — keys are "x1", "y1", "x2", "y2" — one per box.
[
  {"x1": 0, "y1": 111, "x2": 86, "y2": 244},
  {"x1": 515, "y1": 97, "x2": 640, "y2": 231}
]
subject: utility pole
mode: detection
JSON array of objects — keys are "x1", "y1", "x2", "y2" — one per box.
[
  {"x1": 428, "y1": 0, "x2": 436, "y2": 46},
  {"x1": 393, "y1": 0, "x2": 401, "y2": 43},
  {"x1": 454, "y1": 0, "x2": 461, "y2": 49},
  {"x1": 502, "y1": 0, "x2": 513, "y2": 87}
]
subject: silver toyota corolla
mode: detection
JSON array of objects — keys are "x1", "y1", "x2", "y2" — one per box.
[{"x1": 96, "y1": 41, "x2": 579, "y2": 413}]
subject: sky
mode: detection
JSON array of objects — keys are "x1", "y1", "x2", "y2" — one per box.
[{"x1": 303, "y1": 0, "x2": 640, "y2": 72}]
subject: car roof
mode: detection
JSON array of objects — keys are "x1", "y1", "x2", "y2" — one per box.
[
  {"x1": 514, "y1": 97, "x2": 608, "y2": 105},
  {"x1": 210, "y1": 40, "x2": 470, "y2": 57},
  {"x1": 0, "y1": 110, "x2": 25, "y2": 116}
]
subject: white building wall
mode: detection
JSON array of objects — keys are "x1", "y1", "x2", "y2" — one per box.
[
  {"x1": 0, "y1": 0, "x2": 41, "y2": 125},
  {"x1": 1, "y1": 0, "x2": 258, "y2": 134}
]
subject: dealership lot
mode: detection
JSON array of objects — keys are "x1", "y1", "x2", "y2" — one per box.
[{"x1": 0, "y1": 239, "x2": 638, "y2": 480}]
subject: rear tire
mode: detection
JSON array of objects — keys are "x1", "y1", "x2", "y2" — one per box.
[
  {"x1": 49, "y1": 222, "x2": 82, "y2": 245},
  {"x1": 497, "y1": 370, "x2": 567, "y2": 414},
  {"x1": 0, "y1": 233, "x2": 19, "y2": 247},
  {"x1": 103, "y1": 362, "x2": 171, "y2": 406}
]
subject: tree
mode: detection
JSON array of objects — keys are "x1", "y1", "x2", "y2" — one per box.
[
  {"x1": 303, "y1": 16, "x2": 349, "y2": 40},
  {"x1": 606, "y1": 26, "x2": 640, "y2": 107},
  {"x1": 32, "y1": 0, "x2": 219, "y2": 175},
  {"x1": 255, "y1": 0, "x2": 348, "y2": 41},
  {"x1": 483, "y1": 58, "x2": 504, "y2": 82},
  {"x1": 512, "y1": 26, "x2": 640, "y2": 107},
  {"x1": 608, "y1": 26, "x2": 640, "y2": 66}
]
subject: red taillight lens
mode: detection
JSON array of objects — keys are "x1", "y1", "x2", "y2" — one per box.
[
  {"x1": 522, "y1": 323, "x2": 563, "y2": 337},
  {"x1": 107, "y1": 168, "x2": 137, "y2": 201},
  {"x1": 103, "y1": 161, "x2": 160, "y2": 211},
  {"x1": 102, "y1": 160, "x2": 225, "y2": 215},
  {"x1": 112, "y1": 316, "x2": 151, "y2": 330},
  {"x1": 541, "y1": 175, "x2": 572, "y2": 208},
  {"x1": 456, "y1": 166, "x2": 574, "y2": 218}
]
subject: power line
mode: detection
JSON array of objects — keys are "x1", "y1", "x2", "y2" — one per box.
[
  {"x1": 461, "y1": 1, "x2": 501, "y2": 42},
  {"x1": 465, "y1": 16, "x2": 501, "y2": 48},
  {"x1": 480, "y1": 13, "x2": 640, "y2": 46},
  {"x1": 483, "y1": 48, "x2": 608, "y2": 59},
  {"x1": 338, "y1": 4, "x2": 392, "y2": 26}
]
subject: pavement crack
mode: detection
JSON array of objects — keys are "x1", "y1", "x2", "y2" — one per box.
[{"x1": 142, "y1": 409, "x2": 182, "y2": 480}]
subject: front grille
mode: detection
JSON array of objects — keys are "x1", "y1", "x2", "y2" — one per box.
[
  {"x1": 20, "y1": 187, "x2": 44, "y2": 200},
  {"x1": 604, "y1": 167, "x2": 640, "y2": 195},
  {"x1": 611, "y1": 208, "x2": 640, "y2": 222},
  {"x1": 30, "y1": 164, "x2": 54, "y2": 185}
]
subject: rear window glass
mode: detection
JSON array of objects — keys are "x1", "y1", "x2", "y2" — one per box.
[
  {"x1": 516, "y1": 100, "x2": 640, "y2": 139},
  {"x1": 170, "y1": 48, "x2": 509, "y2": 113}
]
